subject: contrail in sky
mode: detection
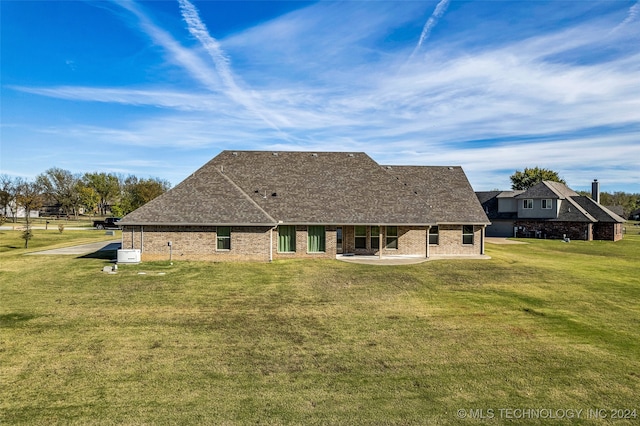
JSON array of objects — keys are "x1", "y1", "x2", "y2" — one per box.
[
  {"x1": 177, "y1": 0, "x2": 287, "y2": 135},
  {"x1": 410, "y1": 0, "x2": 451, "y2": 59},
  {"x1": 618, "y1": 1, "x2": 639, "y2": 28}
]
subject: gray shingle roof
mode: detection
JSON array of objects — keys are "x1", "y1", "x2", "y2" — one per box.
[
  {"x1": 118, "y1": 159, "x2": 275, "y2": 226},
  {"x1": 209, "y1": 151, "x2": 432, "y2": 225},
  {"x1": 571, "y1": 197, "x2": 625, "y2": 223},
  {"x1": 383, "y1": 165, "x2": 490, "y2": 224},
  {"x1": 515, "y1": 181, "x2": 578, "y2": 199},
  {"x1": 120, "y1": 150, "x2": 489, "y2": 226}
]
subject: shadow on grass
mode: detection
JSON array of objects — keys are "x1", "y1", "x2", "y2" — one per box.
[
  {"x1": 77, "y1": 243, "x2": 120, "y2": 260},
  {"x1": 0, "y1": 313, "x2": 41, "y2": 327}
]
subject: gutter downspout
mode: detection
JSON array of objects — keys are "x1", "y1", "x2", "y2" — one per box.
[
  {"x1": 270, "y1": 227, "x2": 274, "y2": 262},
  {"x1": 426, "y1": 226, "x2": 430, "y2": 259},
  {"x1": 379, "y1": 226, "x2": 383, "y2": 259},
  {"x1": 481, "y1": 225, "x2": 485, "y2": 255}
]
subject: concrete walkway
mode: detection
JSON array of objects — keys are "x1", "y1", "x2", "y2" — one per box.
[
  {"x1": 485, "y1": 237, "x2": 528, "y2": 245},
  {"x1": 336, "y1": 254, "x2": 490, "y2": 265},
  {"x1": 27, "y1": 240, "x2": 121, "y2": 256}
]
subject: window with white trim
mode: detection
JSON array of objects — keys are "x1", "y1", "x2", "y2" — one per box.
[
  {"x1": 523, "y1": 199, "x2": 533, "y2": 209},
  {"x1": 355, "y1": 226, "x2": 367, "y2": 249},
  {"x1": 217, "y1": 227, "x2": 231, "y2": 250},
  {"x1": 386, "y1": 226, "x2": 398, "y2": 249},
  {"x1": 371, "y1": 226, "x2": 380, "y2": 250},
  {"x1": 429, "y1": 226, "x2": 439, "y2": 245},
  {"x1": 462, "y1": 225, "x2": 474, "y2": 245},
  {"x1": 542, "y1": 199, "x2": 553, "y2": 209}
]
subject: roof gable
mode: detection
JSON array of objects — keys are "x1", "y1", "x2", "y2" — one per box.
[
  {"x1": 516, "y1": 181, "x2": 578, "y2": 199},
  {"x1": 119, "y1": 161, "x2": 275, "y2": 226}
]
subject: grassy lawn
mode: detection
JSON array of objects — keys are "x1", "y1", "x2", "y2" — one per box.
[
  {"x1": 1, "y1": 230, "x2": 639, "y2": 424},
  {"x1": 2, "y1": 216, "x2": 98, "y2": 229}
]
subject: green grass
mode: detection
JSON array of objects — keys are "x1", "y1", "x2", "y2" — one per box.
[
  {"x1": 1, "y1": 230, "x2": 639, "y2": 424},
  {"x1": 2, "y1": 216, "x2": 97, "y2": 229}
]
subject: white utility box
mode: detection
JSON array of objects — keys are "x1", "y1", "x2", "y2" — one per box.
[{"x1": 117, "y1": 249, "x2": 141, "y2": 264}]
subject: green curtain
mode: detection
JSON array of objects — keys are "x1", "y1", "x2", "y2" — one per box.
[
  {"x1": 278, "y1": 225, "x2": 296, "y2": 252},
  {"x1": 307, "y1": 226, "x2": 326, "y2": 253}
]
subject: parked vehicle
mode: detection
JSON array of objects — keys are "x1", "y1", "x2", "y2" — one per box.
[{"x1": 93, "y1": 217, "x2": 121, "y2": 230}]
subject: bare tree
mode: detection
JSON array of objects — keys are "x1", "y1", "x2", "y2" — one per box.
[
  {"x1": 16, "y1": 180, "x2": 44, "y2": 248},
  {"x1": 0, "y1": 175, "x2": 24, "y2": 223}
]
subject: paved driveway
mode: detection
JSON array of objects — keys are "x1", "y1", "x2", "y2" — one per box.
[{"x1": 27, "y1": 240, "x2": 121, "y2": 255}]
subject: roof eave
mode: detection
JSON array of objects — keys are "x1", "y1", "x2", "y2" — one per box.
[{"x1": 118, "y1": 222, "x2": 278, "y2": 227}]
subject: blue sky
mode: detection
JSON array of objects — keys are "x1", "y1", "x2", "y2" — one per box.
[{"x1": 1, "y1": 0, "x2": 639, "y2": 193}]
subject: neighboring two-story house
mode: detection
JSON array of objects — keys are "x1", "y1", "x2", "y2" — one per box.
[
  {"x1": 118, "y1": 150, "x2": 491, "y2": 262},
  {"x1": 477, "y1": 180, "x2": 625, "y2": 241}
]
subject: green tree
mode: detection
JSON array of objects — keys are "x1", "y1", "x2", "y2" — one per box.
[
  {"x1": 510, "y1": 167, "x2": 566, "y2": 190},
  {"x1": 116, "y1": 176, "x2": 170, "y2": 215},
  {"x1": 83, "y1": 172, "x2": 120, "y2": 215},
  {"x1": 77, "y1": 183, "x2": 100, "y2": 215},
  {"x1": 36, "y1": 168, "x2": 83, "y2": 218}
]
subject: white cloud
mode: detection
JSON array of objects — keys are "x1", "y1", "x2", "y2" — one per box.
[{"x1": 7, "y1": 1, "x2": 639, "y2": 190}]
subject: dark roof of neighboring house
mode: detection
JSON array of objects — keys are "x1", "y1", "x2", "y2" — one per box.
[
  {"x1": 571, "y1": 197, "x2": 626, "y2": 223},
  {"x1": 120, "y1": 150, "x2": 489, "y2": 226},
  {"x1": 475, "y1": 191, "x2": 517, "y2": 220},
  {"x1": 604, "y1": 205, "x2": 625, "y2": 218},
  {"x1": 384, "y1": 166, "x2": 490, "y2": 224},
  {"x1": 515, "y1": 181, "x2": 578, "y2": 199},
  {"x1": 554, "y1": 197, "x2": 596, "y2": 223}
]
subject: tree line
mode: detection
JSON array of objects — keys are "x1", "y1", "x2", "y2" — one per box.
[{"x1": 0, "y1": 168, "x2": 171, "y2": 222}]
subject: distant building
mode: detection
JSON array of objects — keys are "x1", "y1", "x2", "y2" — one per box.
[{"x1": 477, "y1": 180, "x2": 624, "y2": 241}]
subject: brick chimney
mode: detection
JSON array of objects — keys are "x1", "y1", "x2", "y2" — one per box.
[{"x1": 591, "y1": 179, "x2": 600, "y2": 204}]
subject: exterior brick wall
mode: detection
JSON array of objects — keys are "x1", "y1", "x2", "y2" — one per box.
[
  {"x1": 271, "y1": 225, "x2": 337, "y2": 260},
  {"x1": 429, "y1": 225, "x2": 483, "y2": 256},
  {"x1": 386, "y1": 226, "x2": 427, "y2": 256},
  {"x1": 122, "y1": 223, "x2": 484, "y2": 262},
  {"x1": 122, "y1": 225, "x2": 272, "y2": 262},
  {"x1": 514, "y1": 221, "x2": 592, "y2": 240},
  {"x1": 593, "y1": 222, "x2": 623, "y2": 241}
]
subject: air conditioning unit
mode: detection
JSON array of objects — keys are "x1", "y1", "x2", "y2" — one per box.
[{"x1": 117, "y1": 249, "x2": 141, "y2": 264}]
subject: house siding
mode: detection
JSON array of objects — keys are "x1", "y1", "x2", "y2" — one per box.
[{"x1": 517, "y1": 198, "x2": 557, "y2": 219}]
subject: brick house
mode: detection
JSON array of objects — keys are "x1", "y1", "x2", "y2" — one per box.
[
  {"x1": 476, "y1": 180, "x2": 625, "y2": 241},
  {"x1": 118, "y1": 151, "x2": 490, "y2": 262}
]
